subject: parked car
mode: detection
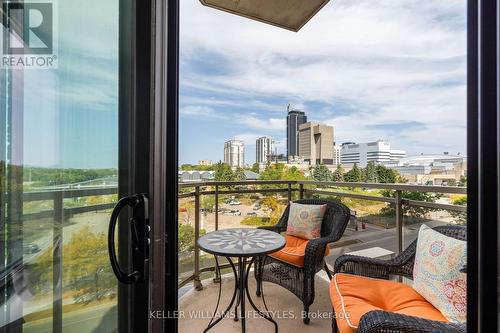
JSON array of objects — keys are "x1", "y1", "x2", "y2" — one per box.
[
  {"x1": 229, "y1": 200, "x2": 241, "y2": 205},
  {"x1": 227, "y1": 209, "x2": 241, "y2": 216},
  {"x1": 253, "y1": 205, "x2": 261, "y2": 210},
  {"x1": 247, "y1": 212, "x2": 257, "y2": 216}
]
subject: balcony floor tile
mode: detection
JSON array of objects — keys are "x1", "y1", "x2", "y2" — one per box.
[{"x1": 179, "y1": 272, "x2": 333, "y2": 332}]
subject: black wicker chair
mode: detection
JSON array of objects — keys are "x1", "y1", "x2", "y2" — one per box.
[
  {"x1": 255, "y1": 199, "x2": 350, "y2": 324},
  {"x1": 332, "y1": 225, "x2": 467, "y2": 333}
]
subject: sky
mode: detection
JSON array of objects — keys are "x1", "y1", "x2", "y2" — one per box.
[
  {"x1": 14, "y1": 0, "x2": 119, "y2": 169},
  {"x1": 7, "y1": 0, "x2": 466, "y2": 169},
  {"x1": 179, "y1": 0, "x2": 467, "y2": 165}
]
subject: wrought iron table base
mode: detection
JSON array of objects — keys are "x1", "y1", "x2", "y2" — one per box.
[{"x1": 203, "y1": 256, "x2": 278, "y2": 333}]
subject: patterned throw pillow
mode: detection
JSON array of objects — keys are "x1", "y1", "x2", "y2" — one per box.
[
  {"x1": 412, "y1": 224, "x2": 467, "y2": 323},
  {"x1": 286, "y1": 202, "x2": 327, "y2": 240}
]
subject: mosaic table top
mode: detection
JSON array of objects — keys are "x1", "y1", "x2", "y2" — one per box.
[{"x1": 197, "y1": 228, "x2": 286, "y2": 257}]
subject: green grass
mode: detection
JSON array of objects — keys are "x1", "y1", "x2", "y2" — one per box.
[{"x1": 240, "y1": 216, "x2": 274, "y2": 227}]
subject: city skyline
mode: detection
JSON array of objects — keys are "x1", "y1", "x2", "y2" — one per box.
[{"x1": 179, "y1": 0, "x2": 466, "y2": 165}]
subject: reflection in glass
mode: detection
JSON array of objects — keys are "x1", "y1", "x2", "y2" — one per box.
[{"x1": 0, "y1": 1, "x2": 119, "y2": 332}]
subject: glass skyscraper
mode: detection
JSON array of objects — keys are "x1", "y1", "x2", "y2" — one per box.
[{"x1": 286, "y1": 108, "x2": 307, "y2": 158}]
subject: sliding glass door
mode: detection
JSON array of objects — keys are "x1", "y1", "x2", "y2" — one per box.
[{"x1": 0, "y1": 0, "x2": 178, "y2": 332}]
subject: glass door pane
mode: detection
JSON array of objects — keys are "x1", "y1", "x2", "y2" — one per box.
[{"x1": 0, "y1": 0, "x2": 120, "y2": 332}]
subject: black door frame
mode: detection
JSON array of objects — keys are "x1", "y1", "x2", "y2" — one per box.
[
  {"x1": 467, "y1": 0, "x2": 499, "y2": 332},
  {"x1": 119, "y1": 0, "x2": 500, "y2": 332},
  {"x1": 118, "y1": 0, "x2": 179, "y2": 332},
  {"x1": 118, "y1": 0, "x2": 154, "y2": 331}
]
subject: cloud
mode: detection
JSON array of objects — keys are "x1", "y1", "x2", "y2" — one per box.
[
  {"x1": 180, "y1": 105, "x2": 227, "y2": 119},
  {"x1": 236, "y1": 115, "x2": 286, "y2": 131},
  {"x1": 179, "y1": 0, "x2": 467, "y2": 162}
]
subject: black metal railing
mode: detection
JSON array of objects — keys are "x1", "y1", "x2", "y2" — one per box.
[
  {"x1": 5, "y1": 181, "x2": 467, "y2": 297},
  {"x1": 178, "y1": 180, "x2": 467, "y2": 289}
]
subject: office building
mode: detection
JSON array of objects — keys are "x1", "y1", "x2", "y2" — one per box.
[
  {"x1": 224, "y1": 140, "x2": 245, "y2": 169},
  {"x1": 333, "y1": 144, "x2": 342, "y2": 165},
  {"x1": 340, "y1": 140, "x2": 406, "y2": 167},
  {"x1": 286, "y1": 107, "x2": 307, "y2": 158},
  {"x1": 298, "y1": 122, "x2": 334, "y2": 165},
  {"x1": 267, "y1": 153, "x2": 287, "y2": 163},
  {"x1": 384, "y1": 153, "x2": 467, "y2": 185},
  {"x1": 256, "y1": 136, "x2": 275, "y2": 164}
]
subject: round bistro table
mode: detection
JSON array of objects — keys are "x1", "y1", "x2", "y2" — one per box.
[{"x1": 197, "y1": 228, "x2": 286, "y2": 333}]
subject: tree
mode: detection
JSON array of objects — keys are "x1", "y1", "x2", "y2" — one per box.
[
  {"x1": 282, "y1": 166, "x2": 306, "y2": 180},
  {"x1": 64, "y1": 227, "x2": 113, "y2": 302},
  {"x1": 450, "y1": 195, "x2": 467, "y2": 224},
  {"x1": 379, "y1": 190, "x2": 443, "y2": 219},
  {"x1": 180, "y1": 164, "x2": 215, "y2": 171},
  {"x1": 311, "y1": 164, "x2": 333, "y2": 182},
  {"x1": 332, "y1": 165, "x2": 344, "y2": 182},
  {"x1": 260, "y1": 163, "x2": 285, "y2": 181},
  {"x1": 213, "y1": 161, "x2": 235, "y2": 182},
  {"x1": 261, "y1": 196, "x2": 285, "y2": 224},
  {"x1": 452, "y1": 196, "x2": 467, "y2": 206},
  {"x1": 261, "y1": 196, "x2": 280, "y2": 211},
  {"x1": 458, "y1": 176, "x2": 467, "y2": 187},
  {"x1": 29, "y1": 227, "x2": 115, "y2": 303},
  {"x1": 375, "y1": 165, "x2": 399, "y2": 183},
  {"x1": 344, "y1": 164, "x2": 363, "y2": 182},
  {"x1": 363, "y1": 161, "x2": 378, "y2": 183},
  {"x1": 446, "y1": 179, "x2": 457, "y2": 186},
  {"x1": 234, "y1": 167, "x2": 246, "y2": 181},
  {"x1": 251, "y1": 163, "x2": 260, "y2": 174},
  {"x1": 201, "y1": 195, "x2": 215, "y2": 212},
  {"x1": 179, "y1": 224, "x2": 206, "y2": 253}
]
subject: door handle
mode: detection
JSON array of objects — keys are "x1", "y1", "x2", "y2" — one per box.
[{"x1": 108, "y1": 194, "x2": 149, "y2": 284}]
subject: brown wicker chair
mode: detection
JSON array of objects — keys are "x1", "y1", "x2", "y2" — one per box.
[
  {"x1": 332, "y1": 225, "x2": 467, "y2": 333},
  {"x1": 254, "y1": 199, "x2": 350, "y2": 324}
]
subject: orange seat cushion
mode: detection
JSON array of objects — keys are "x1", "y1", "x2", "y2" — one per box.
[
  {"x1": 330, "y1": 273, "x2": 448, "y2": 333},
  {"x1": 268, "y1": 235, "x2": 330, "y2": 268}
]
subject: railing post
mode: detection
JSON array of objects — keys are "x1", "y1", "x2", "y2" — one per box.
[
  {"x1": 287, "y1": 183, "x2": 292, "y2": 203},
  {"x1": 395, "y1": 190, "x2": 403, "y2": 254},
  {"x1": 214, "y1": 185, "x2": 219, "y2": 231},
  {"x1": 193, "y1": 186, "x2": 203, "y2": 290},
  {"x1": 299, "y1": 183, "x2": 304, "y2": 199},
  {"x1": 53, "y1": 191, "x2": 63, "y2": 333},
  {"x1": 213, "y1": 185, "x2": 221, "y2": 282}
]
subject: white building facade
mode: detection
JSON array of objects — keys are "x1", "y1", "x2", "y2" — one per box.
[
  {"x1": 224, "y1": 140, "x2": 245, "y2": 169},
  {"x1": 383, "y1": 154, "x2": 467, "y2": 185},
  {"x1": 256, "y1": 136, "x2": 275, "y2": 164},
  {"x1": 340, "y1": 140, "x2": 406, "y2": 167},
  {"x1": 333, "y1": 144, "x2": 342, "y2": 165}
]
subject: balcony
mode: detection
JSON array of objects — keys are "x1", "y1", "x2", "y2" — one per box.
[
  {"x1": 0, "y1": 180, "x2": 466, "y2": 331},
  {"x1": 177, "y1": 180, "x2": 467, "y2": 331}
]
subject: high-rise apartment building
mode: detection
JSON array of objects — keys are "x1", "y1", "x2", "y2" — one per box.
[
  {"x1": 298, "y1": 122, "x2": 335, "y2": 165},
  {"x1": 224, "y1": 140, "x2": 245, "y2": 169},
  {"x1": 256, "y1": 136, "x2": 275, "y2": 164},
  {"x1": 340, "y1": 140, "x2": 406, "y2": 167},
  {"x1": 286, "y1": 107, "x2": 307, "y2": 159}
]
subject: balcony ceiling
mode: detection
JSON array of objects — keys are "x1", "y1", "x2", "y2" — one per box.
[{"x1": 199, "y1": 0, "x2": 330, "y2": 32}]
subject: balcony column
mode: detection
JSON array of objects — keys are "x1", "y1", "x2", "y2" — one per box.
[
  {"x1": 194, "y1": 186, "x2": 203, "y2": 290},
  {"x1": 214, "y1": 185, "x2": 219, "y2": 231},
  {"x1": 395, "y1": 190, "x2": 403, "y2": 254},
  {"x1": 53, "y1": 191, "x2": 64, "y2": 333},
  {"x1": 299, "y1": 183, "x2": 304, "y2": 199},
  {"x1": 213, "y1": 185, "x2": 221, "y2": 283},
  {"x1": 287, "y1": 183, "x2": 292, "y2": 203}
]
